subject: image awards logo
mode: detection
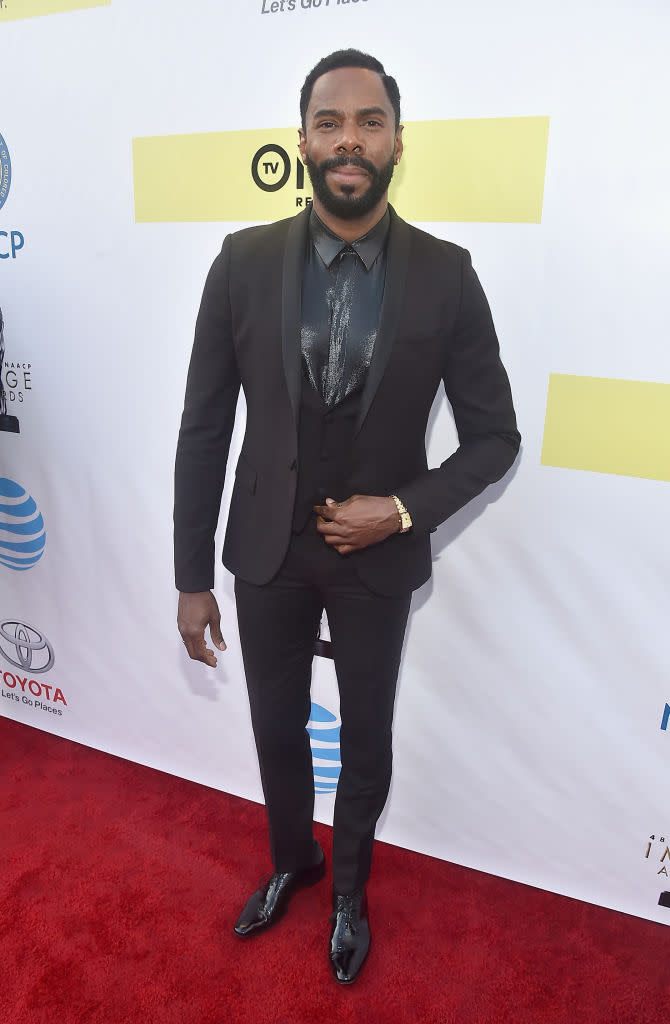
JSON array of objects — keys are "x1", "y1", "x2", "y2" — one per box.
[
  {"x1": 307, "y1": 702, "x2": 341, "y2": 794},
  {"x1": 0, "y1": 307, "x2": 20, "y2": 433},
  {"x1": 643, "y1": 834, "x2": 670, "y2": 910},
  {"x1": 0, "y1": 478, "x2": 46, "y2": 571}
]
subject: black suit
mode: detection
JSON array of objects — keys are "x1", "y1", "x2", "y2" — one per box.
[{"x1": 175, "y1": 205, "x2": 520, "y2": 891}]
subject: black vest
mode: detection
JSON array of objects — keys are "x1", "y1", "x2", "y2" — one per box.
[{"x1": 292, "y1": 373, "x2": 362, "y2": 533}]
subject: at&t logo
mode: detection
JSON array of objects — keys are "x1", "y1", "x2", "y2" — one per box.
[
  {"x1": 0, "y1": 477, "x2": 46, "y2": 571},
  {"x1": 308, "y1": 702, "x2": 341, "y2": 794}
]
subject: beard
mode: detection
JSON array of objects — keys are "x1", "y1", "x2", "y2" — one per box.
[{"x1": 304, "y1": 152, "x2": 396, "y2": 220}]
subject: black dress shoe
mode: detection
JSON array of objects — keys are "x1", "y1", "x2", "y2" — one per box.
[
  {"x1": 233, "y1": 845, "x2": 326, "y2": 937},
  {"x1": 329, "y1": 891, "x2": 370, "y2": 984}
]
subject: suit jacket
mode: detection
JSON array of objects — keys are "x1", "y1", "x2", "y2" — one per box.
[{"x1": 174, "y1": 205, "x2": 520, "y2": 597}]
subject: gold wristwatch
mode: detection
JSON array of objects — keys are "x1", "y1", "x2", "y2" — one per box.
[{"x1": 389, "y1": 494, "x2": 412, "y2": 533}]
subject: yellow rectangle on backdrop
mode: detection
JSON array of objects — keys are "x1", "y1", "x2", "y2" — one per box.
[
  {"x1": 392, "y1": 116, "x2": 549, "y2": 223},
  {"x1": 132, "y1": 116, "x2": 549, "y2": 224},
  {"x1": 0, "y1": 0, "x2": 109, "y2": 20},
  {"x1": 541, "y1": 373, "x2": 670, "y2": 482}
]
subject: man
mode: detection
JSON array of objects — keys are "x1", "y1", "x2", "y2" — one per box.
[{"x1": 175, "y1": 50, "x2": 520, "y2": 984}]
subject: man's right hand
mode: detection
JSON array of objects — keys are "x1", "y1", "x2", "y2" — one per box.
[{"x1": 177, "y1": 590, "x2": 226, "y2": 667}]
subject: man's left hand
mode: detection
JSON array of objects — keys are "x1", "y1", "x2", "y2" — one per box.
[{"x1": 314, "y1": 495, "x2": 399, "y2": 555}]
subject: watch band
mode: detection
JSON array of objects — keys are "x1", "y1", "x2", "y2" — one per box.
[{"x1": 389, "y1": 494, "x2": 412, "y2": 533}]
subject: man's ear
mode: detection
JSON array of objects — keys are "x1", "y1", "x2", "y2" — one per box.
[
  {"x1": 394, "y1": 124, "x2": 404, "y2": 165},
  {"x1": 298, "y1": 128, "x2": 307, "y2": 163}
]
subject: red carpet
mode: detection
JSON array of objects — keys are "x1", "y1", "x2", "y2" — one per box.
[{"x1": 1, "y1": 715, "x2": 667, "y2": 1023}]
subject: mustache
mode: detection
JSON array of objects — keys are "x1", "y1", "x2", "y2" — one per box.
[{"x1": 318, "y1": 155, "x2": 377, "y2": 176}]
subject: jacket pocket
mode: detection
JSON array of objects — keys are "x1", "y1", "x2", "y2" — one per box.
[{"x1": 234, "y1": 454, "x2": 257, "y2": 495}]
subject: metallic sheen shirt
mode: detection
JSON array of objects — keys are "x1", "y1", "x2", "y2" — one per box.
[{"x1": 301, "y1": 208, "x2": 389, "y2": 409}]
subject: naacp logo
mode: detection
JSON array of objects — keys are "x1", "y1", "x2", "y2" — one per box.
[
  {"x1": 0, "y1": 620, "x2": 55, "y2": 674},
  {"x1": 0, "y1": 132, "x2": 10, "y2": 212},
  {"x1": 0, "y1": 132, "x2": 25, "y2": 259}
]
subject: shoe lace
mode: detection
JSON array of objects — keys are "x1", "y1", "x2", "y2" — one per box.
[
  {"x1": 329, "y1": 892, "x2": 362, "y2": 934},
  {"x1": 252, "y1": 870, "x2": 290, "y2": 908}
]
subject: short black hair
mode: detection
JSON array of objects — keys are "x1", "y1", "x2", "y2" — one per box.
[{"x1": 300, "y1": 49, "x2": 401, "y2": 130}]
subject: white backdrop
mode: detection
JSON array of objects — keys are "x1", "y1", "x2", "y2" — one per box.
[{"x1": 2, "y1": 0, "x2": 669, "y2": 926}]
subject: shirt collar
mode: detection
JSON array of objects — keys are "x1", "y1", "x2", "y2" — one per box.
[{"x1": 309, "y1": 208, "x2": 390, "y2": 271}]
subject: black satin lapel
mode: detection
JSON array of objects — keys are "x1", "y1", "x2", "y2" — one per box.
[
  {"x1": 354, "y1": 210, "x2": 410, "y2": 436},
  {"x1": 281, "y1": 209, "x2": 310, "y2": 431}
]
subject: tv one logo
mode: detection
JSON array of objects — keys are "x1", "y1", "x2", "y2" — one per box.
[{"x1": 251, "y1": 144, "x2": 311, "y2": 207}]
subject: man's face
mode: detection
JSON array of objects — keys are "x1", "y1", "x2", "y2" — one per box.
[{"x1": 299, "y1": 67, "x2": 403, "y2": 221}]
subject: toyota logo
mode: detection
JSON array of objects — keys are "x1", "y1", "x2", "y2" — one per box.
[{"x1": 0, "y1": 620, "x2": 55, "y2": 673}]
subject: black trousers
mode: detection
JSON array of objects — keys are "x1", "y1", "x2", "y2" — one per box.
[{"x1": 234, "y1": 521, "x2": 411, "y2": 895}]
